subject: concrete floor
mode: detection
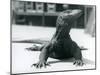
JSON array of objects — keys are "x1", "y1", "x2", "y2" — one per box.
[{"x1": 12, "y1": 25, "x2": 96, "y2": 74}]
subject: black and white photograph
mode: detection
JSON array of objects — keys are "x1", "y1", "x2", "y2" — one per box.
[{"x1": 11, "y1": 0, "x2": 96, "y2": 74}]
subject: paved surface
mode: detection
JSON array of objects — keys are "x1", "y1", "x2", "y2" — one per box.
[{"x1": 12, "y1": 25, "x2": 95, "y2": 74}]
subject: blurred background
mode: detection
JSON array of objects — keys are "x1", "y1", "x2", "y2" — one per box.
[{"x1": 11, "y1": 0, "x2": 96, "y2": 37}]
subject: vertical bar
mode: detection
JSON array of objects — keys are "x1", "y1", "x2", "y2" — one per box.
[
  {"x1": 84, "y1": 6, "x2": 87, "y2": 28},
  {"x1": 42, "y1": 11, "x2": 45, "y2": 26}
]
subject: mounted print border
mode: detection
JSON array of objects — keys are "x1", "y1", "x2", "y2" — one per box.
[{"x1": 10, "y1": 0, "x2": 96, "y2": 74}]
